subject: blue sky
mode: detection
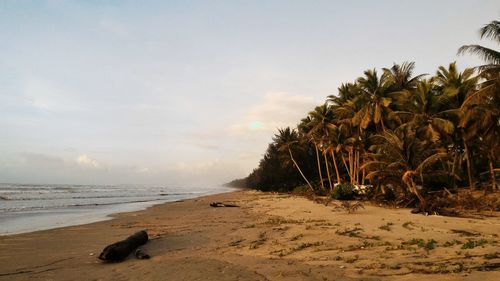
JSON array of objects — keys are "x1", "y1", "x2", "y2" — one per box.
[{"x1": 0, "y1": 0, "x2": 498, "y2": 185}]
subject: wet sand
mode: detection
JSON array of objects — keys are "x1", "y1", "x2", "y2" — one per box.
[{"x1": 0, "y1": 190, "x2": 499, "y2": 280}]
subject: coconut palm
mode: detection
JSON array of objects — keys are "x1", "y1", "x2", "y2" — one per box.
[
  {"x1": 458, "y1": 20, "x2": 500, "y2": 73},
  {"x1": 434, "y1": 62, "x2": 478, "y2": 108},
  {"x1": 324, "y1": 125, "x2": 344, "y2": 185},
  {"x1": 457, "y1": 20, "x2": 500, "y2": 190},
  {"x1": 362, "y1": 127, "x2": 449, "y2": 210},
  {"x1": 432, "y1": 63, "x2": 479, "y2": 189},
  {"x1": 307, "y1": 104, "x2": 338, "y2": 191},
  {"x1": 460, "y1": 71, "x2": 500, "y2": 191},
  {"x1": 351, "y1": 69, "x2": 394, "y2": 132},
  {"x1": 298, "y1": 105, "x2": 332, "y2": 193},
  {"x1": 383, "y1": 61, "x2": 426, "y2": 93},
  {"x1": 273, "y1": 127, "x2": 315, "y2": 192},
  {"x1": 393, "y1": 79, "x2": 455, "y2": 143}
]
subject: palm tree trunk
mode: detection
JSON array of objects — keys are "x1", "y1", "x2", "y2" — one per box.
[
  {"x1": 331, "y1": 150, "x2": 341, "y2": 184},
  {"x1": 288, "y1": 148, "x2": 314, "y2": 192},
  {"x1": 349, "y1": 149, "x2": 354, "y2": 184},
  {"x1": 356, "y1": 150, "x2": 360, "y2": 185},
  {"x1": 451, "y1": 150, "x2": 457, "y2": 189},
  {"x1": 341, "y1": 153, "x2": 352, "y2": 182},
  {"x1": 488, "y1": 154, "x2": 496, "y2": 192},
  {"x1": 403, "y1": 171, "x2": 426, "y2": 210},
  {"x1": 463, "y1": 139, "x2": 474, "y2": 189},
  {"x1": 323, "y1": 151, "x2": 333, "y2": 192},
  {"x1": 354, "y1": 150, "x2": 358, "y2": 185},
  {"x1": 315, "y1": 144, "x2": 325, "y2": 192},
  {"x1": 362, "y1": 167, "x2": 366, "y2": 185}
]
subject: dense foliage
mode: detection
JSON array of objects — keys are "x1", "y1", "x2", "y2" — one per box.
[{"x1": 232, "y1": 20, "x2": 499, "y2": 211}]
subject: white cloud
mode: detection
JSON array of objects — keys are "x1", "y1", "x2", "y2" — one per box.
[
  {"x1": 230, "y1": 92, "x2": 319, "y2": 135},
  {"x1": 76, "y1": 154, "x2": 100, "y2": 168}
]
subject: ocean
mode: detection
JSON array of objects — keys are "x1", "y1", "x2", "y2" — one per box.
[{"x1": 0, "y1": 183, "x2": 235, "y2": 235}]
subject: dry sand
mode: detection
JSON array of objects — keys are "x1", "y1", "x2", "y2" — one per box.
[{"x1": 0, "y1": 190, "x2": 499, "y2": 280}]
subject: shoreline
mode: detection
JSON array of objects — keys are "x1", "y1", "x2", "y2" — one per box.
[
  {"x1": 0, "y1": 190, "x2": 498, "y2": 280},
  {"x1": 0, "y1": 187, "x2": 237, "y2": 236}
]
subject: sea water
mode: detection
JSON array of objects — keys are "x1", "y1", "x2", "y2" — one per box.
[{"x1": 0, "y1": 183, "x2": 234, "y2": 235}]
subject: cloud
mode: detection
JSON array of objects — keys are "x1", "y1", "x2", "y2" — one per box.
[
  {"x1": 230, "y1": 92, "x2": 319, "y2": 135},
  {"x1": 76, "y1": 154, "x2": 100, "y2": 168},
  {"x1": 174, "y1": 159, "x2": 220, "y2": 173}
]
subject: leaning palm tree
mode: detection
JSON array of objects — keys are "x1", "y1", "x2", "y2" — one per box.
[
  {"x1": 307, "y1": 104, "x2": 337, "y2": 191},
  {"x1": 299, "y1": 108, "x2": 329, "y2": 192},
  {"x1": 274, "y1": 127, "x2": 315, "y2": 192},
  {"x1": 324, "y1": 125, "x2": 343, "y2": 185}
]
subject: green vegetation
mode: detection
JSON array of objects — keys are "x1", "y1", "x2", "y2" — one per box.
[
  {"x1": 273, "y1": 242, "x2": 322, "y2": 257},
  {"x1": 403, "y1": 238, "x2": 438, "y2": 252},
  {"x1": 228, "y1": 20, "x2": 499, "y2": 212},
  {"x1": 340, "y1": 201, "x2": 365, "y2": 214},
  {"x1": 335, "y1": 227, "x2": 364, "y2": 238},
  {"x1": 331, "y1": 183, "x2": 355, "y2": 200},
  {"x1": 461, "y1": 239, "x2": 488, "y2": 249}
]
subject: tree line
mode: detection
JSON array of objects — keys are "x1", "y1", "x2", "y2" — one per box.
[{"x1": 229, "y1": 20, "x2": 499, "y2": 211}]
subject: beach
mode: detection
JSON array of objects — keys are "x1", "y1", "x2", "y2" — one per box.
[{"x1": 0, "y1": 190, "x2": 499, "y2": 280}]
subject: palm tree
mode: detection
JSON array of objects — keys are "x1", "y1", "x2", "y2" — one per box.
[
  {"x1": 324, "y1": 125, "x2": 343, "y2": 185},
  {"x1": 458, "y1": 19, "x2": 500, "y2": 191},
  {"x1": 273, "y1": 127, "x2": 315, "y2": 192},
  {"x1": 383, "y1": 61, "x2": 426, "y2": 92},
  {"x1": 299, "y1": 106, "x2": 331, "y2": 193},
  {"x1": 393, "y1": 79, "x2": 455, "y2": 143},
  {"x1": 434, "y1": 62, "x2": 478, "y2": 108},
  {"x1": 432, "y1": 63, "x2": 479, "y2": 188},
  {"x1": 307, "y1": 104, "x2": 338, "y2": 191},
  {"x1": 460, "y1": 95, "x2": 499, "y2": 191},
  {"x1": 458, "y1": 20, "x2": 500, "y2": 73},
  {"x1": 362, "y1": 127, "x2": 449, "y2": 211},
  {"x1": 352, "y1": 69, "x2": 394, "y2": 132}
]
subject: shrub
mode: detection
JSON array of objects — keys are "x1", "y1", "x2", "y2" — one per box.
[
  {"x1": 331, "y1": 183, "x2": 355, "y2": 200},
  {"x1": 292, "y1": 185, "x2": 313, "y2": 195}
]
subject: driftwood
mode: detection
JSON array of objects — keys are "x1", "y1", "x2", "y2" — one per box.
[
  {"x1": 134, "y1": 249, "x2": 150, "y2": 259},
  {"x1": 98, "y1": 230, "x2": 149, "y2": 262},
  {"x1": 209, "y1": 202, "x2": 239, "y2": 208}
]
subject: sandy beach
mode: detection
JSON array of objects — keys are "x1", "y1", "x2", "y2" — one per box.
[{"x1": 0, "y1": 190, "x2": 499, "y2": 280}]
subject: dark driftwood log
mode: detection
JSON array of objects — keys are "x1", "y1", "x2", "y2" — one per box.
[
  {"x1": 98, "y1": 230, "x2": 149, "y2": 262},
  {"x1": 209, "y1": 202, "x2": 239, "y2": 208}
]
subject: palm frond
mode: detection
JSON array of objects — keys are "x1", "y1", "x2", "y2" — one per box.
[
  {"x1": 479, "y1": 20, "x2": 500, "y2": 42},
  {"x1": 458, "y1": 45, "x2": 500, "y2": 65}
]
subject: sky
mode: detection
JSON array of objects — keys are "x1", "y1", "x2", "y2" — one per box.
[{"x1": 0, "y1": 0, "x2": 498, "y2": 186}]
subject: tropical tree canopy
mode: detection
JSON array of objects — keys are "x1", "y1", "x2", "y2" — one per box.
[{"x1": 234, "y1": 19, "x2": 499, "y2": 211}]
